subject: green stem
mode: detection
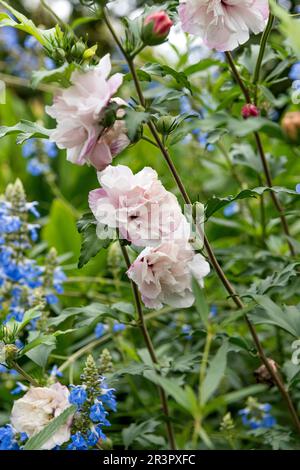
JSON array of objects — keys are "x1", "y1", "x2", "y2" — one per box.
[
  {"x1": 141, "y1": 136, "x2": 159, "y2": 148},
  {"x1": 118, "y1": 241, "x2": 177, "y2": 451},
  {"x1": 11, "y1": 362, "x2": 39, "y2": 387},
  {"x1": 103, "y1": 8, "x2": 300, "y2": 437},
  {"x1": 253, "y1": 14, "x2": 275, "y2": 103}
]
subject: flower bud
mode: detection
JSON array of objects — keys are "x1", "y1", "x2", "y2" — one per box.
[
  {"x1": 142, "y1": 11, "x2": 173, "y2": 46},
  {"x1": 282, "y1": 111, "x2": 300, "y2": 141},
  {"x1": 71, "y1": 41, "x2": 86, "y2": 60},
  {"x1": 242, "y1": 103, "x2": 260, "y2": 119},
  {"x1": 156, "y1": 115, "x2": 177, "y2": 134}
]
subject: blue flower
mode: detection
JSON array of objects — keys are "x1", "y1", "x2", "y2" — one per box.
[
  {"x1": 27, "y1": 158, "x2": 50, "y2": 176},
  {"x1": 239, "y1": 401, "x2": 276, "y2": 430},
  {"x1": 95, "y1": 323, "x2": 106, "y2": 339},
  {"x1": 44, "y1": 57, "x2": 56, "y2": 70},
  {"x1": 112, "y1": 322, "x2": 126, "y2": 333},
  {"x1": 69, "y1": 385, "x2": 88, "y2": 407},
  {"x1": 182, "y1": 324, "x2": 192, "y2": 340},
  {"x1": 24, "y1": 35, "x2": 40, "y2": 50},
  {"x1": 67, "y1": 432, "x2": 88, "y2": 450},
  {"x1": 86, "y1": 431, "x2": 99, "y2": 446},
  {"x1": 46, "y1": 293, "x2": 59, "y2": 305},
  {"x1": 224, "y1": 202, "x2": 239, "y2": 217},
  {"x1": 289, "y1": 62, "x2": 300, "y2": 81},
  {"x1": 95, "y1": 425, "x2": 107, "y2": 441},
  {"x1": 0, "y1": 27, "x2": 19, "y2": 49},
  {"x1": 43, "y1": 140, "x2": 58, "y2": 158},
  {"x1": 209, "y1": 304, "x2": 218, "y2": 318},
  {"x1": 0, "y1": 425, "x2": 19, "y2": 450},
  {"x1": 11, "y1": 381, "x2": 27, "y2": 395},
  {"x1": 49, "y1": 364, "x2": 63, "y2": 378},
  {"x1": 89, "y1": 402, "x2": 108, "y2": 423},
  {"x1": 296, "y1": 184, "x2": 300, "y2": 194},
  {"x1": 100, "y1": 388, "x2": 117, "y2": 412}
]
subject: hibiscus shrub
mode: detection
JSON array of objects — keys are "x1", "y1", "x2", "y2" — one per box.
[{"x1": 0, "y1": 0, "x2": 300, "y2": 452}]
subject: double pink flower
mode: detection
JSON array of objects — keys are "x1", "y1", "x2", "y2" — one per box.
[
  {"x1": 46, "y1": 54, "x2": 129, "y2": 171},
  {"x1": 179, "y1": 0, "x2": 269, "y2": 52},
  {"x1": 89, "y1": 165, "x2": 210, "y2": 309}
]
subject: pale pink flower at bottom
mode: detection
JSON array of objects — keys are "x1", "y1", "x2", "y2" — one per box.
[
  {"x1": 11, "y1": 383, "x2": 72, "y2": 450},
  {"x1": 127, "y1": 240, "x2": 210, "y2": 309},
  {"x1": 179, "y1": 0, "x2": 269, "y2": 52}
]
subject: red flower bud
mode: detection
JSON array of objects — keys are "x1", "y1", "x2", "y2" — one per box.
[
  {"x1": 142, "y1": 11, "x2": 173, "y2": 46},
  {"x1": 242, "y1": 103, "x2": 260, "y2": 119}
]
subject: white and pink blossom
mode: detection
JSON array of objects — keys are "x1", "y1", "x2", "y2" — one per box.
[
  {"x1": 179, "y1": 0, "x2": 269, "y2": 52},
  {"x1": 11, "y1": 383, "x2": 72, "y2": 450},
  {"x1": 46, "y1": 54, "x2": 128, "y2": 171},
  {"x1": 127, "y1": 240, "x2": 210, "y2": 309},
  {"x1": 89, "y1": 165, "x2": 189, "y2": 246}
]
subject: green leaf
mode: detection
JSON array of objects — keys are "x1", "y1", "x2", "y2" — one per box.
[
  {"x1": 23, "y1": 405, "x2": 76, "y2": 450},
  {"x1": 205, "y1": 186, "x2": 299, "y2": 219},
  {"x1": 16, "y1": 306, "x2": 42, "y2": 333},
  {"x1": 124, "y1": 109, "x2": 150, "y2": 141},
  {"x1": 124, "y1": 70, "x2": 152, "y2": 82},
  {"x1": 142, "y1": 63, "x2": 192, "y2": 92},
  {"x1": 0, "y1": 120, "x2": 51, "y2": 144},
  {"x1": 78, "y1": 223, "x2": 112, "y2": 269},
  {"x1": 249, "y1": 295, "x2": 300, "y2": 338},
  {"x1": 31, "y1": 63, "x2": 75, "y2": 88},
  {"x1": 200, "y1": 341, "x2": 229, "y2": 406},
  {"x1": 122, "y1": 419, "x2": 160, "y2": 450},
  {"x1": 192, "y1": 278, "x2": 209, "y2": 327},
  {"x1": 0, "y1": 1, "x2": 56, "y2": 46},
  {"x1": 148, "y1": 374, "x2": 198, "y2": 416},
  {"x1": 184, "y1": 58, "x2": 224, "y2": 76},
  {"x1": 247, "y1": 263, "x2": 300, "y2": 296}
]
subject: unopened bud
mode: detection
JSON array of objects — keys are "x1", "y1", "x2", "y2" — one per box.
[
  {"x1": 142, "y1": 11, "x2": 173, "y2": 46},
  {"x1": 242, "y1": 103, "x2": 260, "y2": 119}
]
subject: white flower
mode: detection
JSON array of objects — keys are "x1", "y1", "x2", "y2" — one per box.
[
  {"x1": 179, "y1": 0, "x2": 269, "y2": 52},
  {"x1": 11, "y1": 383, "x2": 72, "y2": 450},
  {"x1": 127, "y1": 240, "x2": 210, "y2": 309}
]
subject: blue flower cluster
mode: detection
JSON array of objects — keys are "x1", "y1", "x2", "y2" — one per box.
[
  {"x1": 67, "y1": 355, "x2": 117, "y2": 450},
  {"x1": 95, "y1": 321, "x2": 126, "y2": 339},
  {"x1": 239, "y1": 398, "x2": 276, "y2": 430},
  {"x1": 0, "y1": 180, "x2": 66, "y2": 323},
  {"x1": 0, "y1": 27, "x2": 55, "y2": 79},
  {"x1": 22, "y1": 139, "x2": 58, "y2": 177}
]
